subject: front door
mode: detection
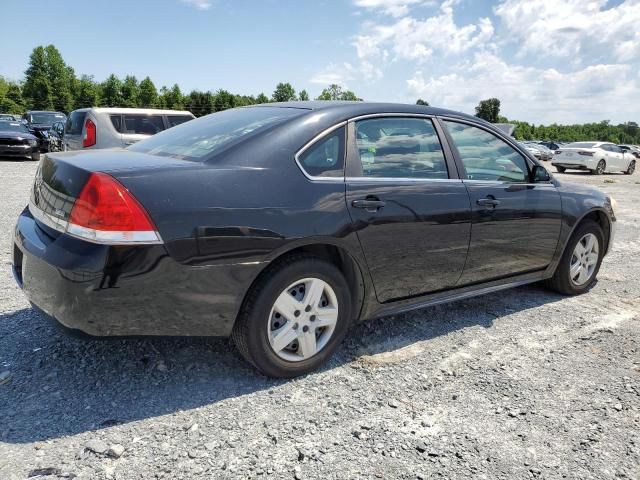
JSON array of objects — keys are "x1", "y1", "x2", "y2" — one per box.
[
  {"x1": 345, "y1": 116, "x2": 472, "y2": 303},
  {"x1": 440, "y1": 119, "x2": 562, "y2": 285}
]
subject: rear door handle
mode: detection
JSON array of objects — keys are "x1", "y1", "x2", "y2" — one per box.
[
  {"x1": 476, "y1": 197, "x2": 501, "y2": 208},
  {"x1": 352, "y1": 199, "x2": 386, "y2": 211}
]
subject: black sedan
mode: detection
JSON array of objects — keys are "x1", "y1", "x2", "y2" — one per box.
[
  {"x1": 0, "y1": 121, "x2": 41, "y2": 160},
  {"x1": 13, "y1": 102, "x2": 617, "y2": 377}
]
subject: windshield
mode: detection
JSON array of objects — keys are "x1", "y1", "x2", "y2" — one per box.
[
  {"x1": 129, "y1": 107, "x2": 304, "y2": 161},
  {"x1": 29, "y1": 112, "x2": 66, "y2": 126},
  {"x1": 0, "y1": 121, "x2": 29, "y2": 133},
  {"x1": 566, "y1": 142, "x2": 598, "y2": 148}
]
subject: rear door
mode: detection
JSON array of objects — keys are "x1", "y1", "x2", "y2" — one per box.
[
  {"x1": 345, "y1": 115, "x2": 472, "y2": 302},
  {"x1": 607, "y1": 144, "x2": 625, "y2": 170},
  {"x1": 64, "y1": 111, "x2": 87, "y2": 151},
  {"x1": 440, "y1": 118, "x2": 562, "y2": 285},
  {"x1": 121, "y1": 114, "x2": 166, "y2": 146}
]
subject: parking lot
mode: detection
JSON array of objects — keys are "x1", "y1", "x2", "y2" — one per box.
[{"x1": 0, "y1": 159, "x2": 638, "y2": 479}]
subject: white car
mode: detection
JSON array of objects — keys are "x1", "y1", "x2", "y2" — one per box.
[
  {"x1": 61, "y1": 107, "x2": 195, "y2": 151},
  {"x1": 552, "y1": 141, "x2": 636, "y2": 175}
]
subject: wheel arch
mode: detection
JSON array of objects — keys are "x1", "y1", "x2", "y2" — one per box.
[
  {"x1": 233, "y1": 240, "x2": 368, "y2": 330},
  {"x1": 567, "y1": 208, "x2": 612, "y2": 255}
]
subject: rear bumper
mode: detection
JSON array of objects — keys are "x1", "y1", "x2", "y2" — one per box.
[
  {"x1": 552, "y1": 162, "x2": 591, "y2": 170},
  {"x1": 13, "y1": 207, "x2": 260, "y2": 337}
]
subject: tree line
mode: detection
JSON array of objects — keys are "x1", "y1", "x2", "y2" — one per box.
[
  {"x1": 473, "y1": 97, "x2": 640, "y2": 144},
  {"x1": 1, "y1": 45, "x2": 638, "y2": 144},
  {"x1": 0, "y1": 45, "x2": 361, "y2": 117}
]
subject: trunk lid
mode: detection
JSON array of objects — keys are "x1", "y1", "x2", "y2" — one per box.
[{"x1": 29, "y1": 150, "x2": 204, "y2": 231}]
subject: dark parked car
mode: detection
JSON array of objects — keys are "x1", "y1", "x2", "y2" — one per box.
[
  {"x1": 0, "y1": 120, "x2": 40, "y2": 160},
  {"x1": 22, "y1": 110, "x2": 67, "y2": 152},
  {"x1": 0, "y1": 113, "x2": 19, "y2": 121},
  {"x1": 12, "y1": 102, "x2": 617, "y2": 377}
]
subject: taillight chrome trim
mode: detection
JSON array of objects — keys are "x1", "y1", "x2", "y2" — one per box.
[{"x1": 28, "y1": 200, "x2": 163, "y2": 245}]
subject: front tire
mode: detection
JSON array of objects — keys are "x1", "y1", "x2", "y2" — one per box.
[
  {"x1": 592, "y1": 160, "x2": 606, "y2": 175},
  {"x1": 544, "y1": 220, "x2": 604, "y2": 295},
  {"x1": 625, "y1": 160, "x2": 636, "y2": 175},
  {"x1": 232, "y1": 255, "x2": 352, "y2": 378}
]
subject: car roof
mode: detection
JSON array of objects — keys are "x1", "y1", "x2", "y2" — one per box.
[
  {"x1": 25, "y1": 110, "x2": 66, "y2": 114},
  {"x1": 257, "y1": 101, "x2": 476, "y2": 119},
  {"x1": 72, "y1": 107, "x2": 194, "y2": 115}
]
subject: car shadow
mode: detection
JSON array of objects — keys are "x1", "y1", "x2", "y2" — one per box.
[{"x1": 0, "y1": 283, "x2": 566, "y2": 444}]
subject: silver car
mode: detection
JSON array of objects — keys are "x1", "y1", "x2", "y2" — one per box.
[{"x1": 63, "y1": 108, "x2": 195, "y2": 151}]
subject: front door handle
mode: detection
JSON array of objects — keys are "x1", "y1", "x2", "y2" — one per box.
[
  {"x1": 352, "y1": 198, "x2": 386, "y2": 212},
  {"x1": 476, "y1": 197, "x2": 501, "y2": 208}
]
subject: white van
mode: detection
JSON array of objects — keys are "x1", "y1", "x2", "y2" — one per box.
[{"x1": 62, "y1": 107, "x2": 195, "y2": 151}]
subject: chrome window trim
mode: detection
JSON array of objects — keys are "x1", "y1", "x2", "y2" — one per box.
[
  {"x1": 462, "y1": 179, "x2": 555, "y2": 186},
  {"x1": 345, "y1": 177, "x2": 463, "y2": 184},
  {"x1": 294, "y1": 121, "x2": 347, "y2": 182},
  {"x1": 347, "y1": 112, "x2": 435, "y2": 123}
]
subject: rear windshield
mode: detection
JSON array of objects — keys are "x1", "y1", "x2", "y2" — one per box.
[
  {"x1": 566, "y1": 142, "x2": 598, "y2": 148},
  {"x1": 166, "y1": 115, "x2": 194, "y2": 128},
  {"x1": 129, "y1": 107, "x2": 303, "y2": 161},
  {"x1": 119, "y1": 114, "x2": 166, "y2": 135},
  {"x1": 28, "y1": 112, "x2": 66, "y2": 126}
]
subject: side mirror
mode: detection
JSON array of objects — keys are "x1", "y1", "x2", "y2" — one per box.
[{"x1": 532, "y1": 165, "x2": 551, "y2": 182}]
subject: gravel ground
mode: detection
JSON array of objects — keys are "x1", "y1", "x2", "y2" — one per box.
[{"x1": 0, "y1": 158, "x2": 638, "y2": 480}]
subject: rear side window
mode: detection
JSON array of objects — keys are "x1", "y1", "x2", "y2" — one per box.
[
  {"x1": 129, "y1": 107, "x2": 304, "y2": 161},
  {"x1": 353, "y1": 117, "x2": 448, "y2": 179},
  {"x1": 110, "y1": 115, "x2": 123, "y2": 133},
  {"x1": 166, "y1": 115, "x2": 194, "y2": 128},
  {"x1": 66, "y1": 111, "x2": 87, "y2": 135},
  {"x1": 444, "y1": 121, "x2": 529, "y2": 183},
  {"x1": 122, "y1": 115, "x2": 165, "y2": 135},
  {"x1": 297, "y1": 128, "x2": 345, "y2": 178}
]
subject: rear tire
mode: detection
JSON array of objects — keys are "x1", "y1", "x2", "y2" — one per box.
[
  {"x1": 232, "y1": 255, "x2": 352, "y2": 378},
  {"x1": 625, "y1": 160, "x2": 636, "y2": 175},
  {"x1": 592, "y1": 160, "x2": 606, "y2": 175},
  {"x1": 555, "y1": 166, "x2": 566, "y2": 173},
  {"x1": 544, "y1": 220, "x2": 604, "y2": 295}
]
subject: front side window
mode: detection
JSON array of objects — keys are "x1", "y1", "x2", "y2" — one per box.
[
  {"x1": 166, "y1": 115, "x2": 194, "y2": 128},
  {"x1": 298, "y1": 128, "x2": 345, "y2": 178},
  {"x1": 443, "y1": 121, "x2": 529, "y2": 183},
  {"x1": 123, "y1": 115, "x2": 165, "y2": 135},
  {"x1": 353, "y1": 117, "x2": 448, "y2": 179}
]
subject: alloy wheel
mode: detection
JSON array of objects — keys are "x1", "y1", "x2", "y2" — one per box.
[
  {"x1": 596, "y1": 160, "x2": 605, "y2": 175},
  {"x1": 628, "y1": 161, "x2": 636, "y2": 175},
  {"x1": 569, "y1": 233, "x2": 599, "y2": 286},
  {"x1": 267, "y1": 278, "x2": 339, "y2": 362}
]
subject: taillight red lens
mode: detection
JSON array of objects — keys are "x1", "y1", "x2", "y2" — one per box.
[
  {"x1": 83, "y1": 119, "x2": 96, "y2": 147},
  {"x1": 69, "y1": 172, "x2": 156, "y2": 233}
]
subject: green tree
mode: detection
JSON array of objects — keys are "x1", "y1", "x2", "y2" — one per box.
[
  {"x1": 0, "y1": 77, "x2": 25, "y2": 114},
  {"x1": 416, "y1": 99, "x2": 429, "y2": 106},
  {"x1": 100, "y1": 74, "x2": 123, "y2": 107},
  {"x1": 256, "y1": 93, "x2": 269, "y2": 104},
  {"x1": 475, "y1": 98, "x2": 501, "y2": 123},
  {"x1": 73, "y1": 74, "x2": 99, "y2": 109},
  {"x1": 272, "y1": 82, "x2": 296, "y2": 102},
  {"x1": 121, "y1": 75, "x2": 139, "y2": 107},
  {"x1": 316, "y1": 84, "x2": 361, "y2": 101},
  {"x1": 138, "y1": 76, "x2": 158, "y2": 107},
  {"x1": 23, "y1": 46, "x2": 54, "y2": 110},
  {"x1": 159, "y1": 84, "x2": 184, "y2": 109},
  {"x1": 214, "y1": 89, "x2": 236, "y2": 111},
  {"x1": 44, "y1": 45, "x2": 75, "y2": 112},
  {"x1": 185, "y1": 90, "x2": 215, "y2": 116},
  {"x1": 298, "y1": 89, "x2": 309, "y2": 101}
]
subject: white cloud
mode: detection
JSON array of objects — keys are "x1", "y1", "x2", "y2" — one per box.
[
  {"x1": 353, "y1": 0, "x2": 435, "y2": 17},
  {"x1": 353, "y1": 1, "x2": 494, "y2": 62},
  {"x1": 494, "y1": 0, "x2": 640, "y2": 62},
  {"x1": 181, "y1": 0, "x2": 213, "y2": 10},
  {"x1": 407, "y1": 52, "x2": 639, "y2": 123}
]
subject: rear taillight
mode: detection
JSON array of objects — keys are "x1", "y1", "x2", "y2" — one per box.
[
  {"x1": 578, "y1": 151, "x2": 594, "y2": 156},
  {"x1": 83, "y1": 119, "x2": 96, "y2": 147},
  {"x1": 67, "y1": 172, "x2": 161, "y2": 244}
]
